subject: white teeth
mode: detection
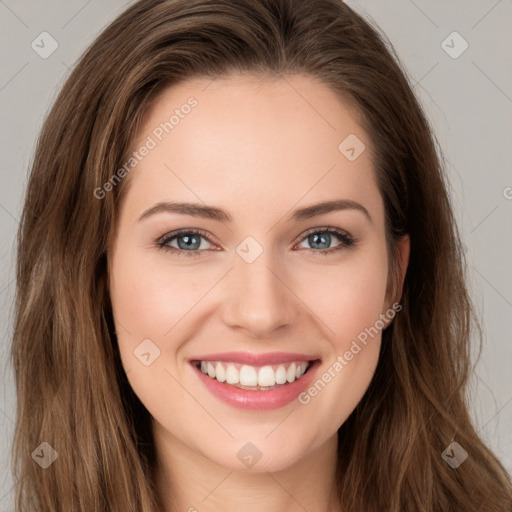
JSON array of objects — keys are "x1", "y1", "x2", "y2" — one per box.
[
  {"x1": 225, "y1": 364, "x2": 239, "y2": 384},
  {"x1": 198, "y1": 360, "x2": 311, "y2": 388},
  {"x1": 215, "y1": 362, "x2": 226, "y2": 382},
  {"x1": 275, "y1": 365, "x2": 287, "y2": 385},
  {"x1": 239, "y1": 365, "x2": 258, "y2": 386},
  {"x1": 257, "y1": 365, "x2": 276, "y2": 387},
  {"x1": 286, "y1": 362, "x2": 297, "y2": 383}
]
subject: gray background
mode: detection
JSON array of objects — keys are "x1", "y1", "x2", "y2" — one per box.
[{"x1": 0, "y1": 0, "x2": 511, "y2": 508}]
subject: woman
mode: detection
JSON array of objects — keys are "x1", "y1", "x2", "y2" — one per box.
[{"x1": 11, "y1": 0, "x2": 512, "y2": 511}]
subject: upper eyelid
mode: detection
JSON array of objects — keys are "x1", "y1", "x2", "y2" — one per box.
[
  {"x1": 158, "y1": 228, "x2": 208, "y2": 245},
  {"x1": 298, "y1": 225, "x2": 350, "y2": 238}
]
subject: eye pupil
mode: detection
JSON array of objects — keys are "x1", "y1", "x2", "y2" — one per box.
[
  {"x1": 309, "y1": 232, "x2": 331, "y2": 250},
  {"x1": 178, "y1": 234, "x2": 201, "y2": 250}
]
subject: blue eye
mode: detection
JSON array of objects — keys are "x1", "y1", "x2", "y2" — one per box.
[
  {"x1": 157, "y1": 228, "x2": 215, "y2": 257},
  {"x1": 295, "y1": 227, "x2": 356, "y2": 255},
  {"x1": 156, "y1": 226, "x2": 356, "y2": 257}
]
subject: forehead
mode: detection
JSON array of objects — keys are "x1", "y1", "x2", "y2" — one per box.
[{"x1": 120, "y1": 73, "x2": 382, "y2": 227}]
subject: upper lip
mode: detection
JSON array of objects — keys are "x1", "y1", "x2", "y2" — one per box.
[{"x1": 190, "y1": 351, "x2": 320, "y2": 366}]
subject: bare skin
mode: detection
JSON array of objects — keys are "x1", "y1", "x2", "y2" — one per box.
[{"x1": 108, "y1": 73, "x2": 410, "y2": 512}]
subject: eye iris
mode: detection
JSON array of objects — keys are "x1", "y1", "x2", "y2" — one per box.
[
  {"x1": 178, "y1": 234, "x2": 201, "y2": 250},
  {"x1": 309, "y1": 232, "x2": 331, "y2": 249}
]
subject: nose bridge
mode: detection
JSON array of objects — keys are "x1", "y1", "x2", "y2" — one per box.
[{"x1": 221, "y1": 239, "x2": 296, "y2": 336}]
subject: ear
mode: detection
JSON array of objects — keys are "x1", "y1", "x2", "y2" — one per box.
[{"x1": 383, "y1": 234, "x2": 410, "y2": 319}]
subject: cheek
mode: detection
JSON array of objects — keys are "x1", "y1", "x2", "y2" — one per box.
[
  {"x1": 294, "y1": 246, "x2": 389, "y2": 349},
  {"x1": 292, "y1": 246, "x2": 389, "y2": 425},
  {"x1": 109, "y1": 249, "x2": 205, "y2": 342},
  {"x1": 108, "y1": 249, "x2": 203, "y2": 421}
]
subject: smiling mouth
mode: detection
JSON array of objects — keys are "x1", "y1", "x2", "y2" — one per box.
[{"x1": 192, "y1": 359, "x2": 315, "y2": 390}]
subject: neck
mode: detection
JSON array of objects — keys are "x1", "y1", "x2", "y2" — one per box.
[{"x1": 153, "y1": 422, "x2": 342, "y2": 512}]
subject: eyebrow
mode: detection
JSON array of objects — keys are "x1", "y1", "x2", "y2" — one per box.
[{"x1": 137, "y1": 199, "x2": 372, "y2": 224}]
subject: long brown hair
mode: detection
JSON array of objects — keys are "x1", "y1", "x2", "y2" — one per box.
[{"x1": 11, "y1": 0, "x2": 512, "y2": 510}]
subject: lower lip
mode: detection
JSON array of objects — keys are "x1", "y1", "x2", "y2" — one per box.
[{"x1": 190, "y1": 360, "x2": 321, "y2": 410}]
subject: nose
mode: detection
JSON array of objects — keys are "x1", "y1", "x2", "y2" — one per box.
[{"x1": 221, "y1": 248, "x2": 298, "y2": 338}]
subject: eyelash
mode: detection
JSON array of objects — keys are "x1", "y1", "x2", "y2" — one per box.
[{"x1": 156, "y1": 226, "x2": 357, "y2": 258}]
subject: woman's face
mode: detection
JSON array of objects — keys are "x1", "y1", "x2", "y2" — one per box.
[{"x1": 109, "y1": 73, "x2": 408, "y2": 473}]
